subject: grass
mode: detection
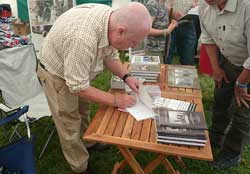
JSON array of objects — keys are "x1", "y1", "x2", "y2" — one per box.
[{"x1": 0, "y1": 53, "x2": 249, "y2": 174}]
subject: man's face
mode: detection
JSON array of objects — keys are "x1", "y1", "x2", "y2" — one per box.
[{"x1": 111, "y1": 28, "x2": 149, "y2": 50}]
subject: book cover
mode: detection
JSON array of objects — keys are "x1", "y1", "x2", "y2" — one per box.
[
  {"x1": 129, "y1": 64, "x2": 161, "y2": 74},
  {"x1": 155, "y1": 116, "x2": 206, "y2": 138},
  {"x1": 156, "y1": 109, "x2": 207, "y2": 130},
  {"x1": 167, "y1": 65, "x2": 200, "y2": 89},
  {"x1": 131, "y1": 55, "x2": 160, "y2": 65},
  {"x1": 153, "y1": 97, "x2": 197, "y2": 112}
]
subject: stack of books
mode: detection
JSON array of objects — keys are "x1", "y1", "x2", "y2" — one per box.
[
  {"x1": 110, "y1": 75, "x2": 125, "y2": 89},
  {"x1": 155, "y1": 109, "x2": 207, "y2": 147},
  {"x1": 167, "y1": 65, "x2": 200, "y2": 89},
  {"x1": 129, "y1": 55, "x2": 161, "y2": 82}
]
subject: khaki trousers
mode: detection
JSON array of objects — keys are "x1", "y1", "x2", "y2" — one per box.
[{"x1": 37, "y1": 65, "x2": 91, "y2": 173}]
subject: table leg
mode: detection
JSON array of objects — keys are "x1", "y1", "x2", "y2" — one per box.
[
  {"x1": 162, "y1": 157, "x2": 180, "y2": 174},
  {"x1": 117, "y1": 146, "x2": 145, "y2": 174},
  {"x1": 143, "y1": 154, "x2": 165, "y2": 173},
  {"x1": 174, "y1": 156, "x2": 186, "y2": 168}
]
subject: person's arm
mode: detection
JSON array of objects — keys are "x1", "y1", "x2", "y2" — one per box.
[
  {"x1": 76, "y1": 86, "x2": 136, "y2": 109},
  {"x1": 148, "y1": 17, "x2": 178, "y2": 36},
  {"x1": 234, "y1": 5, "x2": 250, "y2": 107},
  {"x1": 104, "y1": 58, "x2": 139, "y2": 93},
  {"x1": 204, "y1": 44, "x2": 229, "y2": 88}
]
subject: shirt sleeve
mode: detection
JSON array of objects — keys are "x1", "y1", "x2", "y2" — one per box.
[{"x1": 198, "y1": 2, "x2": 215, "y2": 44}]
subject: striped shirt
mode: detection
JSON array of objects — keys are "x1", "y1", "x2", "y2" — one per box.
[
  {"x1": 199, "y1": 0, "x2": 250, "y2": 69},
  {"x1": 39, "y1": 4, "x2": 119, "y2": 93}
]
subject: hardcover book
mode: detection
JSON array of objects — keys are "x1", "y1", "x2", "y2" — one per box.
[
  {"x1": 155, "y1": 109, "x2": 207, "y2": 130},
  {"x1": 167, "y1": 65, "x2": 200, "y2": 89},
  {"x1": 131, "y1": 55, "x2": 160, "y2": 65}
]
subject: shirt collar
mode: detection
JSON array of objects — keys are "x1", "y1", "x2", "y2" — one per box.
[{"x1": 213, "y1": 0, "x2": 237, "y2": 14}]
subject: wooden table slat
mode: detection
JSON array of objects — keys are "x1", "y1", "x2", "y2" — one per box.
[
  {"x1": 131, "y1": 120, "x2": 143, "y2": 140},
  {"x1": 113, "y1": 112, "x2": 128, "y2": 137},
  {"x1": 96, "y1": 106, "x2": 115, "y2": 135},
  {"x1": 105, "y1": 109, "x2": 121, "y2": 136},
  {"x1": 140, "y1": 119, "x2": 152, "y2": 142},
  {"x1": 121, "y1": 115, "x2": 135, "y2": 139}
]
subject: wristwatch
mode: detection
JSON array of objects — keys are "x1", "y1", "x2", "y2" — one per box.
[
  {"x1": 235, "y1": 80, "x2": 249, "y2": 88},
  {"x1": 122, "y1": 73, "x2": 132, "y2": 82}
]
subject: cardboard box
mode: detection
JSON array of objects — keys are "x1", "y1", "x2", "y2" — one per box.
[{"x1": 12, "y1": 19, "x2": 30, "y2": 36}]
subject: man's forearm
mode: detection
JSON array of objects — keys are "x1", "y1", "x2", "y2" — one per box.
[
  {"x1": 76, "y1": 86, "x2": 115, "y2": 106},
  {"x1": 204, "y1": 44, "x2": 220, "y2": 70},
  {"x1": 237, "y1": 69, "x2": 250, "y2": 84},
  {"x1": 104, "y1": 59, "x2": 128, "y2": 78}
]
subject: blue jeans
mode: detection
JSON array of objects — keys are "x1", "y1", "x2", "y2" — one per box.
[{"x1": 166, "y1": 22, "x2": 197, "y2": 65}]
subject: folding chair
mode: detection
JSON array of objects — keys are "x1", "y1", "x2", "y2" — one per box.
[
  {"x1": 0, "y1": 105, "x2": 36, "y2": 174},
  {"x1": 0, "y1": 45, "x2": 53, "y2": 159}
]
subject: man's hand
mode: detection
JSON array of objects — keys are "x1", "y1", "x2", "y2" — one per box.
[
  {"x1": 234, "y1": 84, "x2": 250, "y2": 108},
  {"x1": 163, "y1": 20, "x2": 178, "y2": 36},
  {"x1": 114, "y1": 93, "x2": 137, "y2": 109},
  {"x1": 125, "y1": 76, "x2": 140, "y2": 94},
  {"x1": 173, "y1": 10, "x2": 184, "y2": 20},
  {"x1": 212, "y1": 67, "x2": 229, "y2": 88}
]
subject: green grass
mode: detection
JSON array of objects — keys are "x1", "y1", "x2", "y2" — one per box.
[{"x1": 0, "y1": 54, "x2": 249, "y2": 174}]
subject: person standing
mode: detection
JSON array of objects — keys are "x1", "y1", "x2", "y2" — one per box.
[
  {"x1": 166, "y1": 0, "x2": 198, "y2": 65},
  {"x1": 145, "y1": 0, "x2": 178, "y2": 63},
  {"x1": 37, "y1": 3, "x2": 151, "y2": 174},
  {"x1": 199, "y1": 0, "x2": 250, "y2": 169}
]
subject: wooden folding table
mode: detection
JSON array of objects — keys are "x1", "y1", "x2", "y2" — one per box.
[{"x1": 83, "y1": 64, "x2": 213, "y2": 174}]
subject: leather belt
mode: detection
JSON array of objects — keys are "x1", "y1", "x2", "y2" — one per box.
[{"x1": 178, "y1": 19, "x2": 192, "y2": 25}]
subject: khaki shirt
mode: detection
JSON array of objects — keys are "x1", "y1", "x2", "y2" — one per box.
[
  {"x1": 39, "y1": 4, "x2": 119, "y2": 93},
  {"x1": 199, "y1": 0, "x2": 250, "y2": 69}
]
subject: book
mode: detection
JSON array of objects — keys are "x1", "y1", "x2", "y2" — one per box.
[
  {"x1": 167, "y1": 65, "x2": 200, "y2": 89},
  {"x1": 131, "y1": 55, "x2": 160, "y2": 65},
  {"x1": 155, "y1": 109, "x2": 207, "y2": 130},
  {"x1": 129, "y1": 64, "x2": 161, "y2": 74},
  {"x1": 157, "y1": 137, "x2": 206, "y2": 147},
  {"x1": 157, "y1": 135, "x2": 207, "y2": 144},
  {"x1": 153, "y1": 97, "x2": 197, "y2": 112},
  {"x1": 110, "y1": 75, "x2": 125, "y2": 89},
  {"x1": 156, "y1": 124, "x2": 206, "y2": 139}
]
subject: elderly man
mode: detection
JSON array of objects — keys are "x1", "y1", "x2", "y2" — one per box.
[
  {"x1": 37, "y1": 3, "x2": 151, "y2": 174},
  {"x1": 199, "y1": 0, "x2": 250, "y2": 169}
]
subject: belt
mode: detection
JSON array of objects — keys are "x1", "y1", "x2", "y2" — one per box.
[
  {"x1": 39, "y1": 62, "x2": 47, "y2": 71},
  {"x1": 178, "y1": 19, "x2": 192, "y2": 25}
]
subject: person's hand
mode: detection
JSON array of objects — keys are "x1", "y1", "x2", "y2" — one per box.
[
  {"x1": 173, "y1": 11, "x2": 184, "y2": 20},
  {"x1": 125, "y1": 76, "x2": 140, "y2": 94},
  {"x1": 234, "y1": 83, "x2": 250, "y2": 108},
  {"x1": 212, "y1": 67, "x2": 229, "y2": 88},
  {"x1": 163, "y1": 20, "x2": 178, "y2": 36},
  {"x1": 114, "y1": 93, "x2": 137, "y2": 109}
]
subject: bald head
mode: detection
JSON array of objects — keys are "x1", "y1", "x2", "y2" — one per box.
[
  {"x1": 108, "y1": 2, "x2": 151, "y2": 50},
  {"x1": 112, "y1": 2, "x2": 151, "y2": 33}
]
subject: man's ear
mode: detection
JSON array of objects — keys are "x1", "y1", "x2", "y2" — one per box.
[{"x1": 117, "y1": 27, "x2": 126, "y2": 38}]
